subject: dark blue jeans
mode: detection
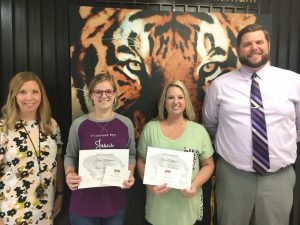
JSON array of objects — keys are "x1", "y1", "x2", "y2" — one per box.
[{"x1": 69, "y1": 208, "x2": 126, "y2": 225}]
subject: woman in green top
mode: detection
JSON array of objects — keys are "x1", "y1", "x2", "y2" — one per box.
[{"x1": 137, "y1": 80, "x2": 215, "y2": 225}]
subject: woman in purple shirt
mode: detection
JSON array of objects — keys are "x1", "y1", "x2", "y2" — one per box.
[{"x1": 64, "y1": 73, "x2": 136, "y2": 225}]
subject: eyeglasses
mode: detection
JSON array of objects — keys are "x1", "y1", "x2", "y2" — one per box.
[{"x1": 92, "y1": 89, "x2": 115, "y2": 98}]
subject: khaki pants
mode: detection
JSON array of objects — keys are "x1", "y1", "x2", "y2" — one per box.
[{"x1": 215, "y1": 157, "x2": 295, "y2": 225}]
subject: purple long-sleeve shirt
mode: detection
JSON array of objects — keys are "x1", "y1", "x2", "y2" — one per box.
[{"x1": 64, "y1": 113, "x2": 136, "y2": 217}]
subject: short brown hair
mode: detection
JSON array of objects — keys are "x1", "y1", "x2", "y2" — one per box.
[
  {"x1": 236, "y1": 24, "x2": 270, "y2": 48},
  {"x1": 87, "y1": 72, "x2": 118, "y2": 106}
]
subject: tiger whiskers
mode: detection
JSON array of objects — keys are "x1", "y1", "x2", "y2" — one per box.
[{"x1": 102, "y1": 36, "x2": 142, "y2": 50}]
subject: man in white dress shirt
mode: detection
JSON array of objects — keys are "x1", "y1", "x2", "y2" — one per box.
[{"x1": 203, "y1": 24, "x2": 300, "y2": 225}]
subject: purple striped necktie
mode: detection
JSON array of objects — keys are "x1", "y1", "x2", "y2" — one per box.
[{"x1": 250, "y1": 72, "x2": 269, "y2": 175}]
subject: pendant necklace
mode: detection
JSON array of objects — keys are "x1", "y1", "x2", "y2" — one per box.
[{"x1": 21, "y1": 120, "x2": 45, "y2": 198}]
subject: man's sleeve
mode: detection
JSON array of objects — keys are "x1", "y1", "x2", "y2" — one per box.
[{"x1": 202, "y1": 81, "x2": 219, "y2": 139}]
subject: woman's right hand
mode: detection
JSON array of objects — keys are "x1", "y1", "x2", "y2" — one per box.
[
  {"x1": 66, "y1": 172, "x2": 81, "y2": 191},
  {"x1": 147, "y1": 183, "x2": 171, "y2": 195},
  {"x1": 0, "y1": 219, "x2": 4, "y2": 225}
]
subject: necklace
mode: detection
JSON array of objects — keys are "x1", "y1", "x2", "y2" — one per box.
[
  {"x1": 166, "y1": 120, "x2": 186, "y2": 129},
  {"x1": 22, "y1": 121, "x2": 41, "y2": 164},
  {"x1": 21, "y1": 120, "x2": 45, "y2": 198}
]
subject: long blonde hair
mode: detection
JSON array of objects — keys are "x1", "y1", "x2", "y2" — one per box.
[
  {"x1": 1, "y1": 72, "x2": 52, "y2": 134},
  {"x1": 157, "y1": 80, "x2": 195, "y2": 121}
]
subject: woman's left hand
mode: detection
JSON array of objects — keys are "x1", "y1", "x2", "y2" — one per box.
[
  {"x1": 122, "y1": 175, "x2": 135, "y2": 189},
  {"x1": 181, "y1": 184, "x2": 197, "y2": 198},
  {"x1": 52, "y1": 195, "x2": 63, "y2": 218}
]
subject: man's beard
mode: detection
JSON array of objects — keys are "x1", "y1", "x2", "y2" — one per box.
[{"x1": 239, "y1": 52, "x2": 270, "y2": 68}]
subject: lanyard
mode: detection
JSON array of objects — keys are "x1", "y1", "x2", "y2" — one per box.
[
  {"x1": 21, "y1": 121, "x2": 42, "y2": 175},
  {"x1": 21, "y1": 120, "x2": 46, "y2": 198}
]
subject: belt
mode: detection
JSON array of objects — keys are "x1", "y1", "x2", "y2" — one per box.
[
  {"x1": 217, "y1": 156, "x2": 293, "y2": 176},
  {"x1": 251, "y1": 164, "x2": 292, "y2": 176}
]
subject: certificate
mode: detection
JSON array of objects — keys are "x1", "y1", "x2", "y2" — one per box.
[
  {"x1": 78, "y1": 149, "x2": 129, "y2": 189},
  {"x1": 143, "y1": 147, "x2": 194, "y2": 189},
  {"x1": 102, "y1": 166, "x2": 130, "y2": 187}
]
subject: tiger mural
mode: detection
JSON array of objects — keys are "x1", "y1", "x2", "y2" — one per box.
[{"x1": 70, "y1": 7, "x2": 256, "y2": 138}]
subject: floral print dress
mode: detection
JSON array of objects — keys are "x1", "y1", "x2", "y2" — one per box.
[{"x1": 0, "y1": 120, "x2": 62, "y2": 225}]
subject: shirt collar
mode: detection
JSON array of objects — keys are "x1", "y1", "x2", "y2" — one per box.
[{"x1": 239, "y1": 63, "x2": 270, "y2": 80}]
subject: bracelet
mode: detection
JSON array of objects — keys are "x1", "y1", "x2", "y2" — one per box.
[{"x1": 56, "y1": 191, "x2": 64, "y2": 195}]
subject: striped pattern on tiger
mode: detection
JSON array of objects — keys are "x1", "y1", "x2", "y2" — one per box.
[{"x1": 70, "y1": 7, "x2": 256, "y2": 138}]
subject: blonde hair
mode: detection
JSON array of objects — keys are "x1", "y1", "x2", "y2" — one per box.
[
  {"x1": 1, "y1": 72, "x2": 52, "y2": 134},
  {"x1": 87, "y1": 72, "x2": 118, "y2": 107},
  {"x1": 157, "y1": 80, "x2": 195, "y2": 121}
]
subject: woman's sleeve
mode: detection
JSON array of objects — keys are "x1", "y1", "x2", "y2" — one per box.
[
  {"x1": 199, "y1": 126, "x2": 214, "y2": 161},
  {"x1": 64, "y1": 120, "x2": 80, "y2": 170},
  {"x1": 137, "y1": 122, "x2": 150, "y2": 159},
  {"x1": 52, "y1": 119, "x2": 63, "y2": 155},
  {"x1": 127, "y1": 119, "x2": 136, "y2": 165},
  {"x1": 0, "y1": 121, "x2": 6, "y2": 161}
]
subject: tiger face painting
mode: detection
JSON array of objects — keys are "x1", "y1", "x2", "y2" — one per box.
[{"x1": 70, "y1": 7, "x2": 256, "y2": 138}]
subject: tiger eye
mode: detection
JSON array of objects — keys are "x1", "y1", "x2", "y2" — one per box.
[
  {"x1": 128, "y1": 61, "x2": 141, "y2": 72},
  {"x1": 203, "y1": 63, "x2": 217, "y2": 73}
]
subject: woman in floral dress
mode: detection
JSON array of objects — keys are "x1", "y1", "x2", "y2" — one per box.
[{"x1": 0, "y1": 72, "x2": 64, "y2": 225}]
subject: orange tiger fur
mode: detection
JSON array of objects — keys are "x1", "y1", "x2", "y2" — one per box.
[{"x1": 70, "y1": 7, "x2": 256, "y2": 138}]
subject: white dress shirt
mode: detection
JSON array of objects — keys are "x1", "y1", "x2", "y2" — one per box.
[{"x1": 203, "y1": 64, "x2": 300, "y2": 172}]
